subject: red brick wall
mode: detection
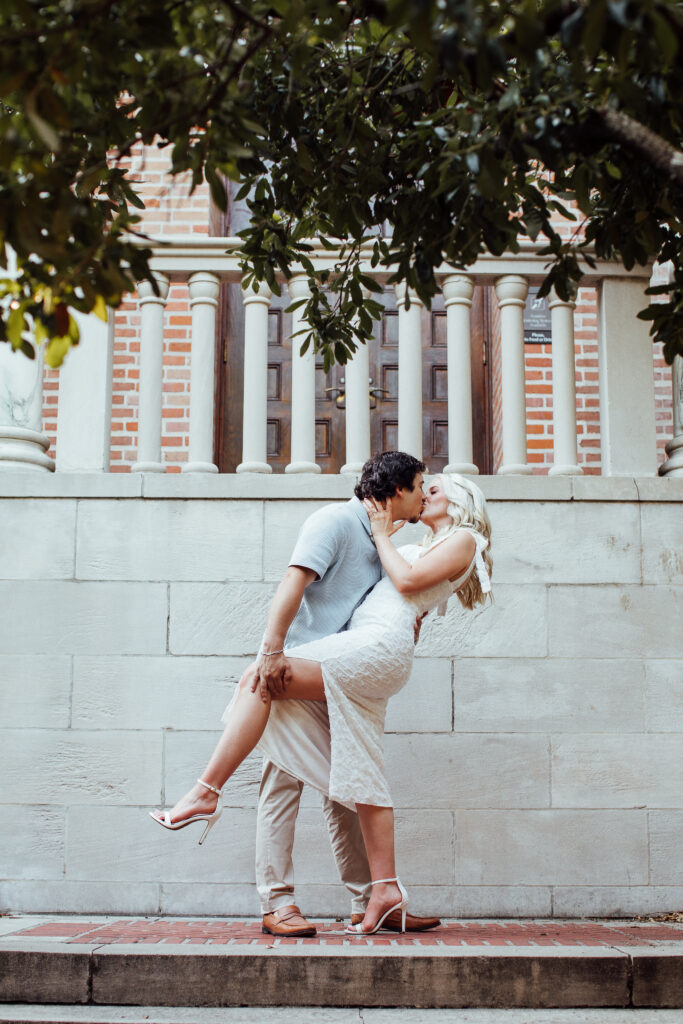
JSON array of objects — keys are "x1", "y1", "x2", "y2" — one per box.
[{"x1": 41, "y1": 144, "x2": 674, "y2": 474}]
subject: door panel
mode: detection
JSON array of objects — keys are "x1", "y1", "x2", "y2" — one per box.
[{"x1": 217, "y1": 283, "x2": 492, "y2": 474}]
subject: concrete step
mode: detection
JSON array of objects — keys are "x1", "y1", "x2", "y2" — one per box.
[
  {"x1": 1, "y1": 917, "x2": 682, "y2": 1010},
  {"x1": 2, "y1": 1009, "x2": 683, "y2": 1024}
]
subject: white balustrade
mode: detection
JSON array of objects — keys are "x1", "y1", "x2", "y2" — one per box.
[
  {"x1": 442, "y1": 273, "x2": 478, "y2": 475},
  {"x1": 495, "y1": 274, "x2": 532, "y2": 475},
  {"x1": 132, "y1": 273, "x2": 169, "y2": 473},
  {"x1": 25, "y1": 235, "x2": 671, "y2": 480},
  {"x1": 286, "y1": 274, "x2": 320, "y2": 474},
  {"x1": 237, "y1": 281, "x2": 272, "y2": 473},
  {"x1": 395, "y1": 282, "x2": 423, "y2": 459},
  {"x1": 183, "y1": 271, "x2": 220, "y2": 474},
  {"x1": 548, "y1": 290, "x2": 582, "y2": 477}
]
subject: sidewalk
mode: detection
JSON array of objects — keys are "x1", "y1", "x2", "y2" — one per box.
[{"x1": 1, "y1": 915, "x2": 682, "y2": 1009}]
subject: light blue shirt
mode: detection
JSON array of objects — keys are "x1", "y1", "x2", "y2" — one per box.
[{"x1": 285, "y1": 496, "x2": 381, "y2": 649}]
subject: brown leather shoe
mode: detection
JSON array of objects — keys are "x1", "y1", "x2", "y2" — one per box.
[
  {"x1": 351, "y1": 910, "x2": 441, "y2": 932},
  {"x1": 262, "y1": 905, "x2": 317, "y2": 937}
]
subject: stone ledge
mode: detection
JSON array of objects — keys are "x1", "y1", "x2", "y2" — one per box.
[{"x1": 0, "y1": 473, "x2": 681, "y2": 501}]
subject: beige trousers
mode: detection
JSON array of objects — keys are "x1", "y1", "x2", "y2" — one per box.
[{"x1": 255, "y1": 759, "x2": 372, "y2": 915}]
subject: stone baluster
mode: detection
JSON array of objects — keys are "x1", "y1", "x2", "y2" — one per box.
[
  {"x1": 131, "y1": 274, "x2": 169, "y2": 473},
  {"x1": 659, "y1": 354, "x2": 683, "y2": 477},
  {"x1": 183, "y1": 271, "x2": 220, "y2": 474},
  {"x1": 341, "y1": 302, "x2": 371, "y2": 475},
  {"x1": 0, "y1": 340, "x2": 53, "y2": 472},
  {"x1": 286, "y1": 274, "x2": 320, "y2": 474},
  {"x1": 442, "y1": 273, "x2": 478, "y2": 475},
  {"x1": 548, "y1": 289, "x2": 582, "y2": 476},
  {"x1": 495, "y1": 274, "x2": 532, "y2": 475},
  {"x1": 237, "y1": 280, "x2": 272, "y2": 473},
  {"x1": 395, "y1": 282, "x2": 423, "y2": 459}
]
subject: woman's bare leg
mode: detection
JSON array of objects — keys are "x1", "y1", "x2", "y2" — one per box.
[
  {"x1": 355, "y1": 803, "x2": 403, "y2": 931},
  {"x1": 158, "y1": 657, "x2": 325, "y2": 824}
]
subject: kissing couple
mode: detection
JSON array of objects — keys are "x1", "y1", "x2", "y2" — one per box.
[{"x1": 152, "y1": 450, "x2": 492, "y2": 935}]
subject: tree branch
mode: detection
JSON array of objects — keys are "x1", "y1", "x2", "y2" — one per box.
[{"x1": 597, "y1": 107, "x2": 683, "y2": 188}]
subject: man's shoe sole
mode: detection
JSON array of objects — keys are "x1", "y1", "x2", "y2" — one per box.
[{"x1": 261, "y1": 925, "x2": 317, "y2": 937}]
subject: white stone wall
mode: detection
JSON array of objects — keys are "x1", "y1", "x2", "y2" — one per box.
[{"x1": 0, "y1": 474, "x2": 681, "y2": 919}]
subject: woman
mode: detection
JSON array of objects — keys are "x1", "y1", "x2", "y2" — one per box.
[{"x1": 151, "y1": 473, "x2": 492, "y2": 934}]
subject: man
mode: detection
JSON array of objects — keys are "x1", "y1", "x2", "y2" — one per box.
[{"x1": 249, "y1": 451, "x2": 441, "y2": 937}]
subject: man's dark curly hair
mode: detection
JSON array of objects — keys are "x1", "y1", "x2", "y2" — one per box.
[{"x1": 354, "y1": 451, "x2": 426, "y2": 502}]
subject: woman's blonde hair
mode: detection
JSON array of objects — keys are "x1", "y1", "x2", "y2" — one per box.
[{"x1": 421, "y1": 473, "x2": 493, "y2": 610}]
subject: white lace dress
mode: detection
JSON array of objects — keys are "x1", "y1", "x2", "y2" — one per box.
[{"x1": 248, "y1": 533, "x2": 486, "y2": 810}]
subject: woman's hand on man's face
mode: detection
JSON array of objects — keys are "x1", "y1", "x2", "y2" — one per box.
[{"x1": 363, "y1": 497, "x2": 405, "y2": 539}]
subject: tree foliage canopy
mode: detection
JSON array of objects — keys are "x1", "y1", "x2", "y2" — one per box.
[{"x1": 1, "y1": 0, "x2": 682, "y2": 368}]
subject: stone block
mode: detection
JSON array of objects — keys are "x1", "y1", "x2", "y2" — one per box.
[
  {"x1": 385, "y1": 658, "x2": 452, "y2": 733},
  {"x1": 453, "y1": 657, "x2": 644, "y2": 733},
  {"x1": 164, "y1": 730, "x2": 260, "y2": 810},
  {"x1": 66, "y1": 805, "x2": 256, "y2": 884},
  {"x1": 76, "y1": 500, "x2": 263, "y2": 581},
  {"x1": 0, "y1": 879, "x2": 160, "y2": 915},
  {"x1": 385, "y1": 734, "x2": 549, "y2": 809},
  {"x1": 650, "y1": 811, "x2": 683, "y2": 885},
  {"x1": 0, "y1": 806, "x2": 65, "y2": 879},
  {"x1": 645, "y1": 660, "x2": 683, "y2": 732},
  {"x1": 549, "y1": 585, "x2": 683, "y2": 659},
  {"x1": 0, "y1": 472, "x2": 142, "y2": 497},
  {"x1": 72, "y1": 655, "x2": 251, "y2": 730},
  {"x1": 160, "y1": 882, "x2": 257, "y2": 916},
  {"x1": 455, "y1": 810, "x2": 648, "y2": 885},
  {"x1": 0, "y1": 499, "x2": 76, "y2": 579},
  {"x1": 551, "y1": 735, "x2": 683, "y2": 808},
  {"x1": 553, "y1": 885, "x2": 683, "y2": 918},
  {"x1": 169, "y1": 583, "x2": 276, "y2": 655},
  {"x1": 571, "y1": 477, "x2": 639, "y2": 501},
  {"x1": 451, "y1": 886, "x2": 552, "y2": 918},
  {"x1": 0, "y1": 948, "x2": 90, "y2": 1003},
  {"x1": 394, "y1": 810, "x2": 455, "y2": 886},
  {"x1": 632, "y1": 950, "x2": 683, "y2": 1008},
  {"x1": 89, "y1": 945, "x2": 630, "y2": 1009},
  {"x1": 641, "y1": 505, "x2": 683, "y2": 584},
  {"x1": 636, "y1": 476, "x2": 683, "y2": 501},
  {"x1": 0, "y1": 582, "x2": 167, "y2": 655},
  {"x1": 489, "y1": 501, "x2": 641, "y2": 584},
  {"x1": 263, "y1": 500, "x2": 332, "y2": 580},
  {"x1": 0, "y1": 655, "x2": 71, "y2": 728},
  {"x1": 0, "y1": 729, "x2": 162, "y2": 805},
  {"x1": 418, "y1": 584, "x2": 547, "y2": 658}
]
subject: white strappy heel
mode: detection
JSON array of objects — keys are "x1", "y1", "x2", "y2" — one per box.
[
  {"x1": 149, "y1": 778, "x2": 223, "y2": 845},
  {"x1": 346, "y1": 876, "x2": 408, "y2": 935}
]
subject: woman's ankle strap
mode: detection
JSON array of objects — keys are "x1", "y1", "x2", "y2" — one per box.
[
  {"x1": 371, "y1": 876, "x2": 398, "y2": 885},
  {"x1": 197, "y1": 778, "x2": 222, "y2": 796}
]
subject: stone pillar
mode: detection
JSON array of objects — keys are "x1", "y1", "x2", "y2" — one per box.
[
  {"x1": 548, "y1": 290, "x2": 582, "y2": 477},
  {"x1": 237, "y1": 280, "x2": 272, "y2": 473},
  {"x1": 395, "y1": 282, "x2": 423, "y2": 459},
  {"x1": 597, "y1": 277, "x2": 657, "y2": 476},
  {"x1": 660, "y1": 355, "x2": 683, "y2": 477},
  {"x1": 183, "y1": 271, "x2": 220, "y2": 474},
  {"x1": 55, "y1": 310, "x2": 114, "y2": 473},
  {"x1": 131, "y1": 274, "x2": 169, "y2": 474},
  {"x1": 341, "y1": 302, "x2": 371, "y2": 475},
  {"x1": 442, "y1": 273, "x2": 478, "y2": 475},
  {"x1": 286, "y1": 274, "x2": 320, "y2": 474},
  {"x1": 495, "y1": 274, "x2": 532, "y2": 475},
  {"x1": 0, "y1": 341, "x2": 53, "y2": 472}
]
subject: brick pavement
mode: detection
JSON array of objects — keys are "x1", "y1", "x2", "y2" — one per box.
[{"x1": 10, "y1": 917, "x2": 683, "y2": 949}]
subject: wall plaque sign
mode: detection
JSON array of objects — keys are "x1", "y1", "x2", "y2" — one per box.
[{"x1": 524, "y1": 286, "x2": 552, "y2": 344}]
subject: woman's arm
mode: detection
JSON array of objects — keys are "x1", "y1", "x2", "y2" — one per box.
[{"x1": 364, "y1": 498, "x2": 476, "y2": 595}]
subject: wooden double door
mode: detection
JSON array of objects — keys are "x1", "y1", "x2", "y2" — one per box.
[{"x1": 216, "y1": 282, "x2": 493, "y2": 474}]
